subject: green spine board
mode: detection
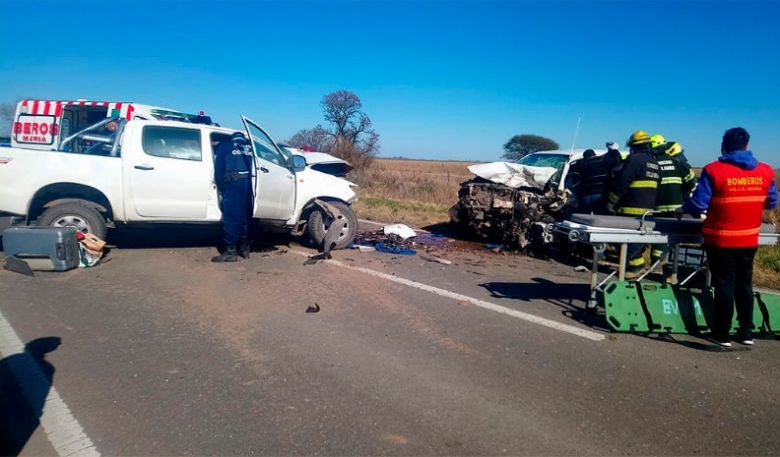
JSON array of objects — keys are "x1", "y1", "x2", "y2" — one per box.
[{"x1": 604, "y1": 281, "x2": 780, "y2": 334}]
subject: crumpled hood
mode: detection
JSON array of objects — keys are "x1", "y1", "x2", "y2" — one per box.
[
  {"x1": 719, "y1": 150, "x2": 758, "y2": 170},
  {"x1": 468, "y1": 162, "x2": 558, "y2": 190}
]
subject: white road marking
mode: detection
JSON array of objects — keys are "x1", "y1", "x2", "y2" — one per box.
[
  {"x1": 293, "y1": 250, "x2": 605, "y2": 342},
  {"x1": 0, "y1": 310, "x2": 100, "y2": 457}
]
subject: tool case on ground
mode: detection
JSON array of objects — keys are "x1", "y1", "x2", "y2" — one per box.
[{"x1": 2, "y1": 226, "x2": 80, "y2": 271}]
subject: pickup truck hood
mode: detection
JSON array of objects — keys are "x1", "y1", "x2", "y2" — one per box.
[
  {"x1": 468, "y1": 162, "x2": 558, "y2": 190},
  {"x1": 294, "y1": 151, "x2": 353, "y2": 177}
]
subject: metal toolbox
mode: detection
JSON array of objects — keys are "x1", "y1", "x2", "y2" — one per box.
[{"x1": 2, "y1": 226, "x2": 80, "y2": 271}]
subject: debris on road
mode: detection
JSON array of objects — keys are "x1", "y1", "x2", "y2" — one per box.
[
  {"x1": 383, "y1": 223, "x2": 417, "y2": 240},
  {"x1": 353, "y1": 230, "x2": 418, "y2": 255},
  {"x1": 3, "y1": 256, "x2": 34, "y2": 276},
  {"x1": 375, "y1": 243, "x2": 416, "y2": 255},
  {"x1": 303, "y1": 253, "x2": 331, "y2": 265},
  {"x1": 306, "y1": 303, "x2": 321, "y2": 313},
  {"x1": 352, "y1": 228, "x2": 486, "y2": 257},
  {"x1": 76, "y1": 231, "x2": 106, "y2": 267},
  {"x1": 485, "y1": 243, "x2": 507, "y2": 253},
  {"x1": 420, "y1": 255, "x2": 452, "y2": 265},
  {"x1": 2, "y1": 226, "x2": 81, "y2": 271}
]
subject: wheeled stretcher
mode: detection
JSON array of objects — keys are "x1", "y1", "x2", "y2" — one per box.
[{"x1": 552, "y1": 214, "x2": 780, "y2": 335}]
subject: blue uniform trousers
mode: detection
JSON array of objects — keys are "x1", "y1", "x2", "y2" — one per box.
[{"x1": 221, "y1": 179, "x2": 253, "y2": 247}]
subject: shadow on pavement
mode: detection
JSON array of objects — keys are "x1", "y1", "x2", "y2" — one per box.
[
  {"x1": 108, "y1": 224, "x2": 221, "y2": 249},
  {"x1": 480, "y1": 277, "x2": 611, "y2": 332},
  {"x1": 0, "y1": 337, "x2": 61, "y2": 456},
  {"x1": 107, "y1": 224, "x2": 294, "y2": 251}
]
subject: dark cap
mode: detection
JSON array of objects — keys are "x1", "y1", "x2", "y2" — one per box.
[{"x1": 583, "y1": 149, "x2": 596, "y2": 158}]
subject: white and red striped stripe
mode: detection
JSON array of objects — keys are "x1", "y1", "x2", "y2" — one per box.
[{"x1": 20, "y1": 100, "x2": 136, "y2": 117}]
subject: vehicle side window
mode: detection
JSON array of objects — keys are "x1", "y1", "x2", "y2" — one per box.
[
  {"x1": 142, "y1": 126, "x2": 202, "y2": 161},
  {"x1": 210, "y1": 132, "x2": 232, "y2": 162}
]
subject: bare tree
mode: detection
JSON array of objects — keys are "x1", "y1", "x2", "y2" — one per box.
[
  {"x1": 286, "y1": 124, "x2": 334, "y2": 152},
  {"x1": 287, "y1": 90, "x2": 380, "y2": 170},
  {"x1": 321, "y1": 90, "x2": 379, "y2": 167}
]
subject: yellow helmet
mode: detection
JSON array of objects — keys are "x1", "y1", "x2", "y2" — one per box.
[
  {"x1": 650, "y1": 134, "x2": 666, "y2": 149},
  {"x1": 626, "y1": 130, "x2": 651, "y2": 147},
  {"x1": 664, "y1": 142, "x2": 683, "y2": 156}
]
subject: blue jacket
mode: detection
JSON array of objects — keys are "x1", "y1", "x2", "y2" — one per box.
[
  {"x1": 684, "y1": 150, "x2": 779, "y2": 214},
  {"x1": 214, "y1": 136, "x2": 254, "y2": 191}
]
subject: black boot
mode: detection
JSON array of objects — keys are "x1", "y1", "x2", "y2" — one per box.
[
  {"x1": 211, "y1": 247, "x2": 238, "y2": 263},
  {"x1": 238, "y1": 238, "x2": 251, "y2": 259}
]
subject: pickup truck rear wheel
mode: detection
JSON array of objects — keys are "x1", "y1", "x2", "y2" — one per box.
[
  {"x1": 38, "y1": 202, "x2": 108, "y2": 239},
  {"x1": 306, "y1": 201, "x2": 357, "y2": 250}
]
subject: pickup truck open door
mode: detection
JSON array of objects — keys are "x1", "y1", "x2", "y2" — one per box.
[{"x1": 241, "y1": 116, "x2": 296, "y2": 221}]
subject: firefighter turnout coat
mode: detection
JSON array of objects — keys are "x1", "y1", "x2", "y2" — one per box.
[
  {"x1": 654, "y1": 151, "x2": 697, "y2": 213},
  {"x1": 608, "y1": 149, "x2": 661, "y2": 216}
]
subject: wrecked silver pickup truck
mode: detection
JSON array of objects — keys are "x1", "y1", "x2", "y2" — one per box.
[{"x1": 450, "y1": 150, "x2": 595, "y2": 254}]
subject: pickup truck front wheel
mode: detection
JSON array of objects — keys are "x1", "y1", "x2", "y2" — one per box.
[
  {"x1": 39, "y1": 202, "x2": 108, "y2": 240},
  {"x1": 306, "y1": 201, "x2": 357, "y2": 250}
]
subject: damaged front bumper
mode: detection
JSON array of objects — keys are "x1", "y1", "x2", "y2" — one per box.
[{"x1": 449, "y1": 179, "x2": 573, "y2": 252}]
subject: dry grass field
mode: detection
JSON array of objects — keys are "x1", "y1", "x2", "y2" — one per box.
[
  {"x1": 350, "y1": 158, "x2": 478, "y2": 227},
  {"x1": 351, "y1": 159, "x2": 779, "y2": 288},
  {"x1": 755, "y1": 171, "x2": 780, "y2": 287}
]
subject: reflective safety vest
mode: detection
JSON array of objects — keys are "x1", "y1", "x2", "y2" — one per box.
[
  {"x1": 654, "y1": 153, "x2": 697, "y2": 212},
  {"x1": 703, "y1": 160, "x2": 774, "y2": 247}
]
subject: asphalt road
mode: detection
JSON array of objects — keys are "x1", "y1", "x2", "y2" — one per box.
[{"x1": 1, "y1": 224, "x2": 779, "y2": 456}]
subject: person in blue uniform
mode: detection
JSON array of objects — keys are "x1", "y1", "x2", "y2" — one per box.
[{"x1": 212, "y1": 131, "x2": 254, "y2": 262}]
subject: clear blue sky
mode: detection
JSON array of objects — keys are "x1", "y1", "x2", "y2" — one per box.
[{"x1": 1, "y1": 1, "x2": 779, "y2": 166}]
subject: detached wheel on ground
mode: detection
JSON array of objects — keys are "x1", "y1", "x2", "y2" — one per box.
[
  {"x1": 38, "y1": 202, "x2": 108, "y2": 239},
  {"x1": 306, "y1": 201, "x2": 357, "y2": 250}
]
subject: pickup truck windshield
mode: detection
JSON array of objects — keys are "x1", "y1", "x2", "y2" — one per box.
[{"x1": 517, "y1": 153, "x2": 568, "y2": 171}]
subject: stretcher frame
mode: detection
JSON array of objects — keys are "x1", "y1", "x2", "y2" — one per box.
[{"x1": 552, "y1": 213, "x2": 780, "y2": 309}]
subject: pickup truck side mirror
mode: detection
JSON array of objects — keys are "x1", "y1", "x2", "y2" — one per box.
[{"x1": 290, "y1": 155, "x2": 307, "y2": 172}]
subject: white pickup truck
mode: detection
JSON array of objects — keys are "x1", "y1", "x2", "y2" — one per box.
[{"x1": 0, "y1": 115, "x2": 359, "y2": 248}]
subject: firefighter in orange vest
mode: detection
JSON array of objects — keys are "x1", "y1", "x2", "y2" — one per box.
[
  {"x1": 607, "y1": 130, "x2": 661, "y2": 276},
  {"x1": 682, "y1": 127, "x2": 778, "y2": 347}
]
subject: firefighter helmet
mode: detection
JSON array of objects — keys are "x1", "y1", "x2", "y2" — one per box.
[
  {"x1": 626, "y1": 130, "x2": 651, "y2": 147},
  {"x1": 650, "y1": 134, "x2": 666, "y2": 149},
  {"x1": 664, "y1": 142, "x2": 683, "y2": 156}
]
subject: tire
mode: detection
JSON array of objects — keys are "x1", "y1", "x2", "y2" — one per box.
[
  {"x1": 38, "y1": 202, "x2": 108, "y2": 239},
  {"x1": 305, "y1": 201, "x2": 357, "y2": 250}
]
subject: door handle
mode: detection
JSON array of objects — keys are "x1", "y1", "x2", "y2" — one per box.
[
  {"x1": 259, "y1": 167, "x2": 270, "y2": 173},
  {"x1": 134, "y1": 164, "x2": 155, "y2": 171}
]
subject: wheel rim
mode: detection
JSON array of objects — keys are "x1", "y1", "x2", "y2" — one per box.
[
  {"x1": 51, "y1": 215, "x2": 91, "y2": 233},
  {"x1": 322, "y1": 214, "x2": 350, "y2": 241}
]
